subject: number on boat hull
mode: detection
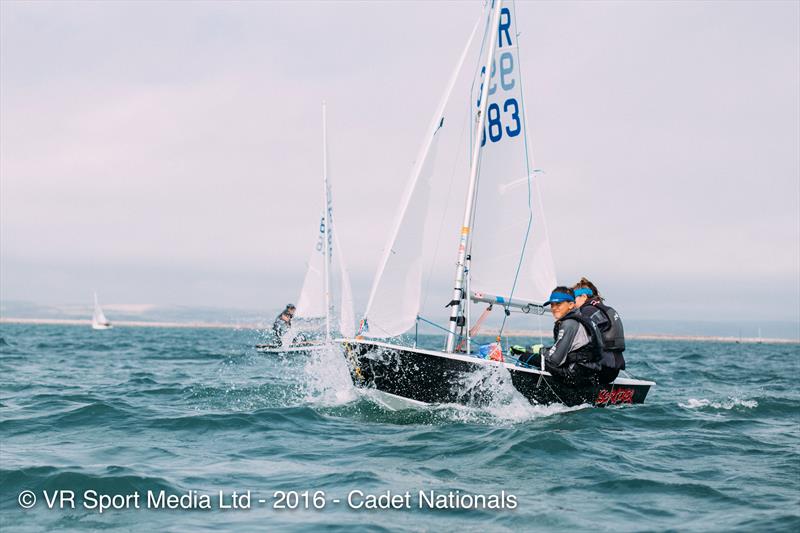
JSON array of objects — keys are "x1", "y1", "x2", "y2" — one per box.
[{"x1": 596, "y1": 388, "x2": 635, "y2": 405}]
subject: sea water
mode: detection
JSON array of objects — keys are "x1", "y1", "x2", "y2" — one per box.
[{"x1": 0, "y1": 323, "x2": 798, "y2": 532}]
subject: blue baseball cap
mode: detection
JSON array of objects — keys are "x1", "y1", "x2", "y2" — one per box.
[{"x1": 544, "y1": 290, "x2": 575, "y2": 306}]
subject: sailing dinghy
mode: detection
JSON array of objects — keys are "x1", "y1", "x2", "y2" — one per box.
[
  {"x1": 342, "y1": 1, "x2": 654, "y2": 407},
  {"x1": 92, "y1": 292, "x2": 112, "y2": 330},
  {"x1": 258, "y1": 103, "x2": 355, "y2": 354}
]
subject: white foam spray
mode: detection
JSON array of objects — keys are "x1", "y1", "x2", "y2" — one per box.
[
  {"x1": 680, "y1": 397, "x2": 758, "y2": 410},
  {"x1": 300, "y1": 343, "x2": 357, "y2": 407},
  {"x1": 440, "y1": 363, "x2": 589, "y2": 424}
]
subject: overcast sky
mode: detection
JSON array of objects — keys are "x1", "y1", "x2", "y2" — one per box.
[{"x1": 1, "y1": 0, "x2": 798, "y2": 324}]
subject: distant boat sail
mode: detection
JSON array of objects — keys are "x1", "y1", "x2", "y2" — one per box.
[
  {"x1": 294, "y1": 102, "x2": 355, "y2": 340},
  {"x1": 258, "y1": 103, "x2": 355, "y2": 354},
  {"x1": 92, "y1": 292, "x2": 112, "y2": 330}
]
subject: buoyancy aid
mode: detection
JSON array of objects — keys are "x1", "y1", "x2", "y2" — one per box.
[
  {"x1": 583, "y1": 299, "x2": 626, "y2": 352},
  {"x1": 554, "y1": 309, "x2": 604, "y2": 366}
]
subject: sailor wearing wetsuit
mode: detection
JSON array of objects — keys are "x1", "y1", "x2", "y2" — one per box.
[
  {"x1": 517, "y1": 287, "x2": 605, "y2": 386},
  {"x1": 272, "y1": 304, "x2": 296, "y2": 345},
  {"x1": 573, "y1": 278, "x2": 626, "y2": 383}
]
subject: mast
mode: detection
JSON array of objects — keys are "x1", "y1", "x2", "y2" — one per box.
[
  {"x1": 322, "y1": 102, "x2": 332, "y2": 342},
  {"x1": 445, "y1": 0, "x2": 504, "y2": 353}
]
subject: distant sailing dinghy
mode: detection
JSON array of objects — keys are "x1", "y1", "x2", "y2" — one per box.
[
  {"x1": 92, "y1": 292, "x2": 112, "y2": 330},
  {"x1": 257, "y1": 103, "x2": 355, "y2": 355},
  {"x1": 342, "y1": 1, "x2": 654, "y2": 407}
]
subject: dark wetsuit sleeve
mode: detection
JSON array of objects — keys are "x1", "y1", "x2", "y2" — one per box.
[{"x1": 544, "y1": 319, "x2": 581, "y2": 367}]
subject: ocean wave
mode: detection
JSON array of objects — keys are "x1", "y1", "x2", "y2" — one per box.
[
  {"x1": 431, "y1": 401, "x2": 589, "y2": 426},
  {"x1": 0, "y1": 400, "x2": 141, "y2": 435},
  {"x1": 679, "y1": 397, "x2": 759, "y2": 410},
  {"x1": 550, "y1": 477, "x2": 749, "y2": 506},
  {"x1": 0, "y1": 466, "x2": 177, "y2": 510},
  {"x1": 146, "y1": 406, "x2": 328, "y2": 433}
]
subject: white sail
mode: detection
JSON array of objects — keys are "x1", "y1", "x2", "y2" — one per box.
[
  {"x1": 361, "y1": 136, "x2": 441, "y2": 337},
  {"x1": 295, "y1": 103, "x2": 355, "y2": 340},
  {"x1": 92, "y1": 292, "x2": 111, "y2": 328},
  {"x1": 467, "y1": 1, "x2": 556, "y2": 305},
  {"x1": 295, "y1": 203, "x2": 330, "y2": 320},
  {"x1": 334, "y1": 230, "x2": 355, "y2": 338},
  {"x1": 361, "y1": 11, "x2": 484, "y2": 338}
]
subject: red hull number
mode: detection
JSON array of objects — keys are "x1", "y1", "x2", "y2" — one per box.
[{"x1": 596, "y1": 388, "x2": 634, "y2": 405}]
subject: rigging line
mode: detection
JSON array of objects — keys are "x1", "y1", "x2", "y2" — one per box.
[
  {"x1": 417, "y1": 315, "x2": 463, "y2": 342},
  {"x1": 541, "y1": 373, "x2": 566, "y2": 405},
  {"x1": 498, "y1": 0, "x2": 537, "y2": 339}
]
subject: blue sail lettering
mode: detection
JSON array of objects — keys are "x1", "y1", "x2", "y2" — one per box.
[
  {"x1": 476, "y1": 66, "x2": 485, "y2": 108},
  {"x1": 498, "y1": 8, "x2": 512, "y2": 48},
  {"x1": 499, "y1": 52, "x2": 515, "y2": 90},
  {"x1": 480, "y1": 97, "x2": 522, "y2": 145},
  {"x1": 476, "y1": 62, "x2": 498, "y2": 108},
  {"x1": 316, "y1": 216, "x2": 326, "y2": 252},
  {"x1": 504, "y1": 98, "x2": 521, "y2": 137},
  {"x1": 489, "y1": 60, "x2": 497, "y2": 96},
  {"x1": 487, "y1": 103, "x2": 502, "y2": 142}
]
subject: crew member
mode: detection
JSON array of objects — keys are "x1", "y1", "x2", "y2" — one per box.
[
  {"x1": 516, "y1": 287, "x2": 604, "y2": 386},
  {"x1": 573, "y1": 277, "x2": 626, "y2": 383},
  {"x1": 273, "y1": 304, "x2": 296, "y2": 343}
]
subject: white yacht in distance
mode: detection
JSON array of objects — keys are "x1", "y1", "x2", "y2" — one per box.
[{"x1": 92, "y1": 292, "x2": 113, "y2": 330}]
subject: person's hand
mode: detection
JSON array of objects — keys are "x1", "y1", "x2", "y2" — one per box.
[{"x1": 531, "y1": 344, "x2": 544, "y2": 355}]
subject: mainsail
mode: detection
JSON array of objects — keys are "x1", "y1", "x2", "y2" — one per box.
[
  {"x1": 361, "y1": 1, "x2": 554, "y2": 341},
  {"x1": 92, "y1": 292, "x2": 110, "y2": 326},
  {"x1": 467, "y1": 1, "x2": 556, "y2": 305},
  {"x1": 334, "y1": 229, "x2": 355, "y2": 338},
  {"x1": 295, "y1": 103, "x2": 355, "y2": 339},
  {"x1": 295, "y1": 187, "x2": 332, "y2": 321}
]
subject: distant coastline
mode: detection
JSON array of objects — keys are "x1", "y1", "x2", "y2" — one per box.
[{"x1": 2, "y1": 317, "x2": 797, "y2": 345}]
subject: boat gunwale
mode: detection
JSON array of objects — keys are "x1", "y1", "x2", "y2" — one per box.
[{"x1": 338, "y1": 337, "x2": 656, "y2": 387}]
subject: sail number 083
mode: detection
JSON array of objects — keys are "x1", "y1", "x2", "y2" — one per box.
[
  {"x1": 478, "y1": 51, "x2": 521, "y2": 146},
  {"x1": 482, "y1": 98, "x2": 521, "y2": 146}
]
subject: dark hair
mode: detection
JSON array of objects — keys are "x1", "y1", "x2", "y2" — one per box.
[
  {"x1": 552, "y1": 286, "x2": 575, "y2": 298},
  {"x1": 572, "y1": 277, "x2": 602, "y2": 300}
]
